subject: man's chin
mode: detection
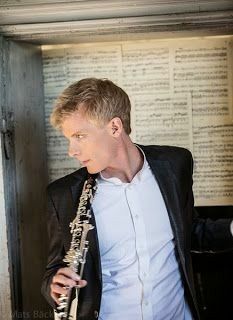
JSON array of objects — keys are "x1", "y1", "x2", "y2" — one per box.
[{"x1": 86, "y1": 166, "x2": 99, "y2": 174}]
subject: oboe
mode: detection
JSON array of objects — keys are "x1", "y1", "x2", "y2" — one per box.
[{"x1": 57, "y1": 176, "x2": 97, "y2": 319}]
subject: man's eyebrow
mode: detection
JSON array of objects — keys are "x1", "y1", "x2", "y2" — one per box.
[{"x1": 71, "y1": 131, "x2": 85, "y2": 137}]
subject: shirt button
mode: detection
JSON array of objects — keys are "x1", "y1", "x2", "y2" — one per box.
[
  {"x1": 143, "y1": 272, "x2": 147, "y2": 277},
  {"x1": 144, "y1": 301, "x2": 149, "y2": 306},
  {"x1": 135, "y1": 214, "x2": 139, "y2": 219}
]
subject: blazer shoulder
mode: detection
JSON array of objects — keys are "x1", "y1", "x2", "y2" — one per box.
[
  {"x1": 163, "y1": 145, "x2": 193, "y2": 165},
  {"x1": 141, "y1": 144, "x2": 194, "y2": 179},
  {"x1": 47, "y1": 167, "x2": 88, "y2": 195},
  {"x1": 141, "y1": 144, "x2": 193, "y2": 162}
]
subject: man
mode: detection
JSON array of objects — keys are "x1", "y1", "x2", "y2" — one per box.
[{"x1": 41, "y1": 78, "x2": 233, "y2": 320}]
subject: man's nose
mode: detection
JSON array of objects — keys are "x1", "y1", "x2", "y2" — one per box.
[{"x1": 68, "y1": 142, "x2": 81, "y2": 158}]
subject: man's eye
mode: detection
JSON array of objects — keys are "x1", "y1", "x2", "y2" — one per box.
[{"x1": 75, "y1": 134, "x2": 85, "y2": 139}]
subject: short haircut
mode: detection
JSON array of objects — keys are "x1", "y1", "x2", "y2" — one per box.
[{"x1": 50, "y1": 78, "x2": 131, "y2": 134}]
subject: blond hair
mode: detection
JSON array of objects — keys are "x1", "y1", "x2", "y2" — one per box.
[{"x1": 50, "y1": 78, "x2": 131, "y2": 134}]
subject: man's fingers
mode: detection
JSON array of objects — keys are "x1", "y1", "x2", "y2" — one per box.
[
  {"x1": 76, "y1": 279, "x2": 87, "y2": 288},
  {"x1": 51, "y1": 279, "x2": 87, "y2": 297},
  {"x1": 50, "y1": 268, "x2": 88, "y2": 304},
  {"x1": 51, "y1": 292, "x2": 60, "y2": 305},
  {"x1": 56, "y1": 267, "x2": 80, "y2": 281},
  {"x1": 51, "y1": 283, "x2": 68, "y2": 296},
  {"x1": 52, "y1": 274, "x2": 77, "y2": 288}
]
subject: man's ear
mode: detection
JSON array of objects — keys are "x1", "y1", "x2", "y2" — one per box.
[{"x1": 108, "y1": 117, "x2": 123, "y2": 137}]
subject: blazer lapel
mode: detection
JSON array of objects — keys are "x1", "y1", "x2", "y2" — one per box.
[
  {"x1": 70, "y1": 169, "x2": 88, "y2": 205},
  {"x1": 60, "y1": 173, "x2": 87, "y2": 250},
  {"x1": 145, "y1": 155, "x2": 185, "y2": 252},
  {"x1": 70, "y1": 170, "x2": 101, "y2": 281}
]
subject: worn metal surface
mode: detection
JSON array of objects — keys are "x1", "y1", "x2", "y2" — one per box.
[
  {"x1": 1, "y1": 38, "x2": 50, "y2": 318},
  {"x1": 0, "y1": 35, "x2": 18, "y2": 320},
  {"x1": 0, "y1": 0, "x2": 232, "y2": 25},
  {"x1": 0, "y1": 139, "x2": 12, "y2": 320},
  {"x1": 0, "y1": 1, "x2": 232, "y2": 44},
  {"x1": 0, "y1": 85, "x2": 12, "y2": 320},
  {"x1": 8, "y1": 40, "x2": 49, "y2": 318}
]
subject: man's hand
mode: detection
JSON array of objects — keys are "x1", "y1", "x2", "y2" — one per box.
[{"x1": 50, "y1": 267, "x2": 87, "y2": 305}]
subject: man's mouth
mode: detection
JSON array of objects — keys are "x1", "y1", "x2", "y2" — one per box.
[{"x1": 81, "y1": 160, "x2": 90, "y2": 165}]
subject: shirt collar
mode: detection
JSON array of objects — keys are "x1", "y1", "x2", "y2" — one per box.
[{"x1": 98, "y1": 144, "x2": 150, "y2": 186}]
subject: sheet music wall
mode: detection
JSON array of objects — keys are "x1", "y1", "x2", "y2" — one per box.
[{"x1": 42, "y1": 36, "x2": 233, "y2": 206}]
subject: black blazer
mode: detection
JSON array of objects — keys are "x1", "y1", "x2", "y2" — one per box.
[{"x1": 41, "y1": 145, "x2": 233, "y2": 320}]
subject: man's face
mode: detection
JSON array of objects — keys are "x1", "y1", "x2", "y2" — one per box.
[{"x1": 61, "y1": 110, "x2": 117, "y2": 174}]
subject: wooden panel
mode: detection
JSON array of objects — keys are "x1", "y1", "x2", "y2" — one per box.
[{"x1": 3, "y1": 39, "x2": 51, "y2": 318}]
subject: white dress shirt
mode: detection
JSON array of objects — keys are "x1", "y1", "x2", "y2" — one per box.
[{"x1": 92, "y1": 148, "x2": 193, "y2": 320}]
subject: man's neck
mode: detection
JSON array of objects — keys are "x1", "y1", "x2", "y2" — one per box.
[{"x1": 101, "y1": 139, "x2": 144, "y2": 183}]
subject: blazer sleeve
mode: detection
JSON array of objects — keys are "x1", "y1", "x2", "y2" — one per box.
[
  {"x1": 41, "y1": 185, "x2": 67, "y2": 309},
  {"x1": 188, "y1": 154, "x2": 233, "y2": 253}
]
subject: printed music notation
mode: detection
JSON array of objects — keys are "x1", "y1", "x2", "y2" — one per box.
[
  {"x1": 131, "y1": 94, "x2": 192, "y2": 150},
  {"x1": 42, "y1": 37, "x2": 233, "y2": 205},
  {"x1": 42, "y1": 45, "x2": 122, "y2": 181},
  {"x1": 192, "y1": 120, "x2": 233, "y2": 206}
]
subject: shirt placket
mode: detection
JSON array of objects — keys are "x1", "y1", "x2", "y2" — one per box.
[{"x1": 125, "y1": 183, "x2": 153, "y2": 320}]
